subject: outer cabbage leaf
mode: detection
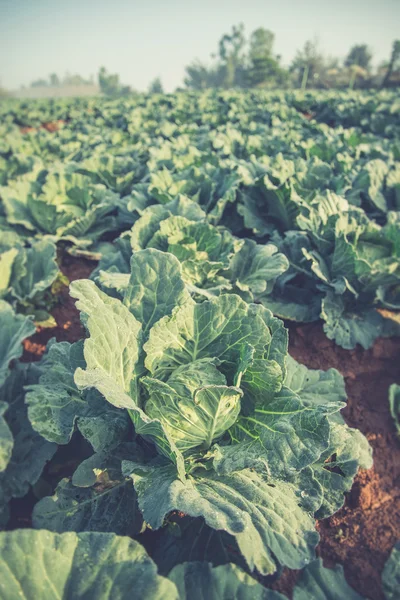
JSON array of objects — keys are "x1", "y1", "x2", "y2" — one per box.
[
  {"x1": 264, "y1": 285, "x2": 322, "y2": 323},
  {"x1": 238, "y1": 177, "x2": 301, "y2": 236},
  {"x1": 169, "y1": 562, "x2": 285, "y2": 600},
  {"x1": 26, "y1": 340, "x2": 130, "y2": 451},
  {"x1": 0, "y1": 530, "x2": 176, "y2": 600},
  {"x1": 214, "y1": 386, "x2": 341, "y2": 478},
  {"x1": 124, "y1": 248, "x2": 191, "y2": 335},
  {"x1": 0, "y1": 247, "x2": 18, "y2": 297},
  {"x1": 8, "y1": 238, "x2": 59, "y2": 302},
  {"x1": 321, "y1": 292, "x2": 389, "y2": 350},
  {"x1": 0, "y1": 300, "x2": 35, "y2": 387},
  {"x1": 293, "y1": 558, "x2": 364, "y2": 600},
  {"x1": 382, "y1": 541, "x2": 400, "y2": 600},
  {"x1": 0, "y1": 401, "x2": 13, "y2": 472},
  {"x1": 150, "y1": 516, "x2": 247, "y2": 575},
  {"x1": 229, "y1": 239, "x2": 289, "y2": 296},
  {"x1": 311, "y1": 419, "x2": 373, "y2": 519},
  {"x1": 284, "y1": 355, "x2": 347, "y2": 408},
  {"x1": 123, "y1": 462, "x2": 319, "y2": 576},
  {"x1": 33, "y1": 444, "x2": 143, "y2": 536},
  {"x1": 283, "y1": 356, "x2": 372, "y2": 517},
  {"x1": 389, "y1": 384, "x2": 400, "y2": 436},
  {"x1": 0, "y1": 365, "x2": 57, "y2": 526},
  {"x1": 347, "y1": 158, "x2": 389, "y2": 212},
  {"x1": 70, "y1": 280, "x2": 142, "y2": 409},
  {"x1": 0, "y1": 177, "x2": 40, "y2": 232}
]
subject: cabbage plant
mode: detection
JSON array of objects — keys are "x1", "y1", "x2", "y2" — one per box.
[
  {"x1": 0, "y1": 232, "x2": 62, "y2": 324},
  {"x1": 268, "y1": 193, "x2": 400, "y2": 349},
  {"x1": 92, "y1": 197, "x2": 289, "y2": 302},
  {"x1": 0, "y1": 163, "x2": 120, "y2": 248},
  {"x1": 26, "y1": 249, "x2": 372, "y2": 577}
]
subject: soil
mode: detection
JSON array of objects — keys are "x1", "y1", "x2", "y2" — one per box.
[
  {"x1": 301, "y1": 111, "x2": 315, "y2": 121},
  {"x1": 20, "y1": 258, "x2": 400, "y2": 600},
  {"x1": 22, "y1": 254, "x2": 94, "y2": 362},
  {"x1": 19, "y1": 120, "x2": 65, "y2": 134}
]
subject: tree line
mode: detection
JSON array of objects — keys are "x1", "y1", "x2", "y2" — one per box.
[{"x1": 183, "y1": 25, "x2": 400, "y2": 91}]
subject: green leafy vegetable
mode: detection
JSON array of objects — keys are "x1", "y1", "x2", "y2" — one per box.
[
  {"x1": 28, "y1": 249, "x2": 370, "y2": 577},
  {"x1": 0, "y1": 530, "x2": 176, "y2": 600}
]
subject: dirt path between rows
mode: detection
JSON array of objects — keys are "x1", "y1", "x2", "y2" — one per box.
[{"x1": 21, "y1": 256, "x2": 400, "y2": 600}]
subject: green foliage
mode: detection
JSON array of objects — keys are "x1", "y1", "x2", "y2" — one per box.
[
  {"x1": 381, "y1": 40, "x2": 400, "y2": 88},
  {"x1": 93, "y1": 197, "x2": 288, "y2": 301},
  {"x1": 291, "y1": 39, "x2": 325, "y2": 88},
  {"x1": 148, "y1": 77, "x2": 164, "y2": 94},
  {"x1": 25, "y1": 249, "x2": 371, "y2": 578},
  {"x1": 293, "y1": 558, "x2": 364, "y2": 599},
  {"x1": 1, "y1": 88, "x2": 399, "y2": 599},
  {"x1": 185, "y1": 24, "x2": 286, "y2": 89},
  {"x1": 0, "y1": 364, "x2": 57, "y2": 526},
  {"x1": 0, "y1": 527, "x2": 398, "y2": 599},
  {"x1": 382, "y1": 542, "x2": 400, "y2": 600},
  {"x1": 0, "y1": 530, "x2": 177, "y2": 599},
  {"x1": 0, "y1": 301, "x2": 35, "y2": 387},
  {"x1": 389, "y1": 383, "x2": 400, "y2": 436},
  {"x1": 0, "y1": 235, "x2": 60, "y2": 322},
  {"x1": 247, "y1": 29, "x2": 287, "y2": 88},
  {"x1": 345, "y1": 44, "x2": 373, "y2": 71},
  {"x1": 98, "y1": 66, "x2": 131, "y2": 97}
]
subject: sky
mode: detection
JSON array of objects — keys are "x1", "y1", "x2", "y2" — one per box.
[{"x1": 0, "y1": 0, "x2": 399, "y2": 92}]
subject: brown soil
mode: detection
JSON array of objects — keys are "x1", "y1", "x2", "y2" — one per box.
[
  {"x1": 20, "y1": 259, "x2": 400, "y2": 599},
  {"x1": 19, "y1": 126, "x2": 36, "y2": 134},
  {"x1": 272, "y1": 322, "x2": 400, "y2": 600},
  {"x1": 22, "y1": 254, "x2": 95, "y2": 362},
  {"x1": 42, "y1": 120, "x2": 65, "y2": 132},
  {"x1": 19, "y1": 120, "x2": 65, "y2": 134}
]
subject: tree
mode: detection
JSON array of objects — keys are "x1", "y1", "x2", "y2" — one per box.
[
  {"x1": 183, "y1": 24, "x2": 294, "y2": 90},
  {"x1": 30, "y1": 78, "x2": 49, "y2": 88},
  {"x1": 291, "y1": 39, "x2": 325, "y2": 88},
  {"x1": 381, "y1": 40, "x2": 400, "y2": 87},
  {"x1": 347, "y1": 64, "x2": 368, "y2": 89},
  {"x1": 217, "y1": 23, "x2": 246, "y2": 88},
  {"x1": 98, "y1": 67, "x2": 128, "y2": 96},
  {"x1": 247, "y1": 28, "x2": 287, "y2": 87},
  {"x1": 49, "y1": 73, "x2": 60, "y2": 87},
  {"x1": 63, "y1": 73, "x2": 90, "y2": 86},
  {"x1": 184, "y1": 61, "x2": 218, "y2": 90},
  {"x1": 344, "y1": 44, "x2": 372, "y2": 71},
  {"x1": 148, "y1": 77, "x2": 164, "y2": 94}
]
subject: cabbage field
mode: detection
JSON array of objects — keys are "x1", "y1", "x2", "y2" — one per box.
[{"x1": 0, "y1": 90, "x2": 399, "y2": 599}]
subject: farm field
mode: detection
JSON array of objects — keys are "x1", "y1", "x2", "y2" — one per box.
[{"x1": 0, "y1": 90, "x2": 399, "y2": 599}]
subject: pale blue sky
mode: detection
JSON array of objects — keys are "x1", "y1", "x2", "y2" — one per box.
[{"x1": 0, "y1": 0, "x2": 399, "y2": 91}]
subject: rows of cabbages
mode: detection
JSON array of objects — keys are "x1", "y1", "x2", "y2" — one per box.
[{"x1": 0, "y1": 91, "x2": 399, "y2": 599}]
